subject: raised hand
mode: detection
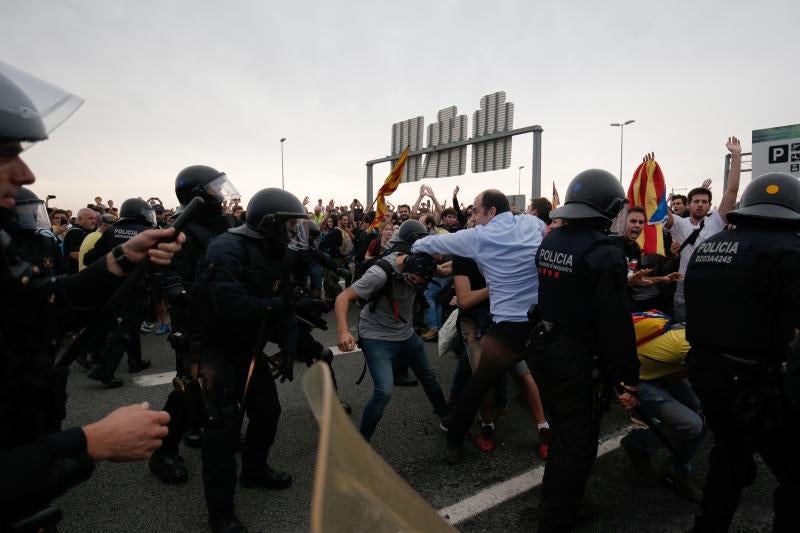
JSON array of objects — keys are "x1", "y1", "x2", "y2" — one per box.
[
  {"x1": 726, "y1": 136, "x2": 742, "y2": 155},
  {"x1": 453, "y1": 185, "x2": 460, "y2": 197},
  {"x1": 701, "y1": 179, "x2": 712, "y2": 190},
  {"x1": 642, "y1": 152, "x2": 655, "y2": 163},
  {"x1": 303, "y1": 196, "x2": 309, "y2": 206}
]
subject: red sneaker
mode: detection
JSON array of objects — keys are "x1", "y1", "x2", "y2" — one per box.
[
  {"x1": 537, "y1": 427, "x2": 551, "y2": 460},
  {"x1": 475, "y1": 424, "x2": 496, "y2": 453}
]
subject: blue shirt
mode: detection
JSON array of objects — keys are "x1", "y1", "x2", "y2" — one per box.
[{"x1": 411, "y1": 212, "x2": 546, "y2": 323}]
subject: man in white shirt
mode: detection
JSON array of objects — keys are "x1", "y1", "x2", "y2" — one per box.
[{"x1": 664, "y1": 136, "x2": 742, "y2": 321}]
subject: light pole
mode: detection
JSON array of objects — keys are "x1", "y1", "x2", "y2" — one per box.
[
  {"x1": 280, "y1": 137, "x2": 286, "y2": 190},
  {"x1": 517, "y1": 165, "x2": 525, "y2": 195},
  {"x1": 610, "y1": 120, "x2": 635, "y2": 182}
]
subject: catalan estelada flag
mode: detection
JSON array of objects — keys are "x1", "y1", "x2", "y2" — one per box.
[
  {"x1": 627, "y1": 158, "x2": 669, "y2": 255},
  {"x1": 370, "y1": 146, "x2": 409, "y2": 230},
  {"x1": 552, "y1": 182, "x2": 560, "y2": 208}
]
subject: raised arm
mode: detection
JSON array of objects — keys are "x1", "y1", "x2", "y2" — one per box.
[
  {"x1": 718, "y1": 136, "x2": 742, "y2": 222},
  {"x1": 411, "y1": 184, "x2": 426, "y2": 217}
]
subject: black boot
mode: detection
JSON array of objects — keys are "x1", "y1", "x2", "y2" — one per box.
[
  {"x1": 128, "y1": 359, "x2": 152, "y2": 373},
  {"x1": 87, "y1": 366, "x2": 123, "y2": 389},
  {"x1": 239, "y1": 465, "x2": 292, "y2": 490},
  {"x1": 148, "y1": 450, "x2": 189, "y2": 484},
  {"x1": 183, "y1": 427, "x2": 203, "y2": 448},
  {"x1": 208, "y1": 512, "x2": 249, "y2": 533}
]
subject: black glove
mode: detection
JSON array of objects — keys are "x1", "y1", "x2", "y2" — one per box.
[
  {"x1": 295, "y1": 297, "x2": 332, "y2": 315},
  {"x1": 337, "y1": 268, "x2": 353, "y2": 287},
  {"x1": 266, "y1": 351, "x2": 294, "y2": 382},
  {"x1": 266, "y1": 297, "x2": 288, "y2": 315}
]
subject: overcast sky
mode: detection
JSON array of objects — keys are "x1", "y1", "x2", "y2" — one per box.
[{"x1": 3, "y1": 0, "x2": 798, "y2": 211}]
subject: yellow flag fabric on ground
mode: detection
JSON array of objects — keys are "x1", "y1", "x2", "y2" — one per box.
[{"x1": 303, "y1": 362, "x2": 455, "y2": 533}]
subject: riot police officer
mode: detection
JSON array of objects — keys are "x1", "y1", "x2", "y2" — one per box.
[
  {"x1": 0, "y1": 62, "x2": 180, "y2": 531},
  {"x1": 192, "y1": 187, "x2": 305, "y2": 533},
  {"x1": 9, "y1": 186, "x2": 63, "y2": 276},
  {"x1": 149, "y1": 164, "x2": 239, "y2": 484},
  {"x1": 85, "y1": 198, "x2": 157, "y2": 387},
  {"x1": 532, "y1": 169, "x2": 640, "y2": 532},
  {"x1": 685, "y1": 173, "x2": 800, "y2": 532}
]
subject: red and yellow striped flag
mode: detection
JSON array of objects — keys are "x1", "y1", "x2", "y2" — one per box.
[
  {"x1": 627, "y1": 159, "x2": 669, "y2": 256},
  {"x1": 369, "y1": 146, "x2": 409, "y2": 230}
]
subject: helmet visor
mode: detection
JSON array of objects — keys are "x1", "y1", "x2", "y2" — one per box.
[
  {"x1": 15, "y1": 200, "x2": 50, "y2": 231},
  {"x1": 138, "y1": 207, "x2": 156, "y2": 227},
  {"x1": 0, "y1": 61, "x2": 84, "y2": 149},
  {"x1": 205, "y1": 174, "x2": 240, "y2": 204},
  {"x1": 288, "y1": 218, "x2": 311, "y2": 250}
]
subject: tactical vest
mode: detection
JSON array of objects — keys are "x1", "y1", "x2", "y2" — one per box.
[
  {"x1": 0, "y1": 229, "x2": 64, "y2": 449},
  {"x1": 536, "y1": 225, "x2": 620, "y2": 342},
  {"x1": 240, "y1": 237, "x2": 290, "y2": 299},
  {"x1": 176, "y1": 218, "x2": 232, "y2": 284},
  {"x1": 685, "y1": 227, "x2": 800, "y2": 361},
  {"x1": 6, "y1": 228, "x2": 62, "y2": 277}
]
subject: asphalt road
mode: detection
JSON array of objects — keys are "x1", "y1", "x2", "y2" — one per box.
[{"x1": 56, "y1": 308, "x2": 778, "y2": 532}]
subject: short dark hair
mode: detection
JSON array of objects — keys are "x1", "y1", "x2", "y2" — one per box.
[
  {"x1": 628, "y1": 206, "x2": 646, "y2": 218},
  {"x1": 672, "y1": 194, "x2": 687, "y2": 205},
  {"x1": 480, "y1": 190, "x2": 510, "y2": 215},
  {"x1": 687, "y1": 187, "x2": 712, "y2": 203},
  {"x1": 530, "y1": 197, "x2": 553, "y2": 223},
  {"x1": 398, "y1": 204, "x2": 411, "y2": 211},
  {"x1": 441, "y1": 207, "x2": 457, "y2": 219}
]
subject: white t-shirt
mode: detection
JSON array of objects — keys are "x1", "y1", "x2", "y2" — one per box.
[{"x1": 669, "y1": 210, "x2": 726, "y2": 278}]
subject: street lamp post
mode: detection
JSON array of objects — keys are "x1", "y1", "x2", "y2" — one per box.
[
  {"x1": 610, "y1": 120, "x2": 635, "y2": 183},
  {"x1": 280, "y1": 137, "x2": 287, "y2": 190},
  {"x1": 517, "y1": 165, "x2": 525, "y2": 195}
]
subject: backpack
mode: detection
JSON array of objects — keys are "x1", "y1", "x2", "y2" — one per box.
[
  {"x1": 338, "y1": 228, "x2": 354, "y2": 256},
  {"x1": 358, "y1": 258, "x2": 403, "y2": 321},
  {"x1": 353, "y1": 241, "x2": 412, "y2": 282}
]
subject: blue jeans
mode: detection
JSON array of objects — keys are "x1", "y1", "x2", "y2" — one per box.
[
  {"x1": 359, "y1": 335, "x2": 448, "y2": 441},
  {"x1": 626, "y1": 377, "x2": 706, "y2": 471},
  {"x1": 424, "y1": 276, "x2": 451, "y2": 330}
]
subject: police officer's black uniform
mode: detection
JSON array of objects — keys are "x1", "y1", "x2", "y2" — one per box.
[
  {"x1": 0, "y1": 64, "x2": 154, "y2": 530},
  {"x1": 192, "y1": 188, "x2": 305, "y2": 533},
  {"x1": 532, "y1": 169, "x2": 639, "y2": 532},
  {"x1": 149, "y1": 164, "x2": 237, "y2": 484},
  {"x1": 685, "y1": 172, "x2": 800, "y2": 532},
  {"x1": 84, "y1": 198, "x2": 156, "y2": 387}
]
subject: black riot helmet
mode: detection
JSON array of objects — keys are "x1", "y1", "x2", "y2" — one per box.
[
  {"x1": 402, "y1": 252, "x2": 437, "y2": 286},
  {"x1": 13, "y1": 187, "x2": 50, "y2": 230},
  {"x1": 727, "y1": 172, "x2": 800, "y2": 227},
  {"x1": 556, "y1": 169, "x2": 628, "y2": 222},
  {"x1": 387, "y1": 219, "x2": 428, "y2": 248},
  {"x1": 230, "y1": 188, "x2": 307, "y2": 243},
  {"x1": 174, "y1": 165, "x2": 240, "y2": 206},
  {"x1": 118, "y1": 198, "x2": 156, "y2": 227},
  {"x1": 0, "y1": 61, "x2": 83, "y2": 147}
]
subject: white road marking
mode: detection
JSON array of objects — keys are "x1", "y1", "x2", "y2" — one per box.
[
  {"x1": 438, "y1": 426, "x2": 633, "y2": 525},
  {"x1": 133, "y1": 371, "x2": 176, "y2": 387}
]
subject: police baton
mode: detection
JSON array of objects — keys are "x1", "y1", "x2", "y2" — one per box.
[
  {"x1": 56, "y1": 197, "x2": 205, "y2": 369},
  {"x1": 614, "y1": 382, "x2": 688, "y2": 465}
]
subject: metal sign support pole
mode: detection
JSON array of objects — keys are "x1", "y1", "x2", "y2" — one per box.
[
  {"x1": 531, "y1": 126, "x2": 543, "y2": 200},
  {"x1": 366, "y1": 164, "x2": 374, "y2": 208}
]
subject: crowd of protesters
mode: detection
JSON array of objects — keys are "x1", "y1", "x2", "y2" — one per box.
[{"x1": 28, "y1": 135, "x2": 783, "y2": 529}]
